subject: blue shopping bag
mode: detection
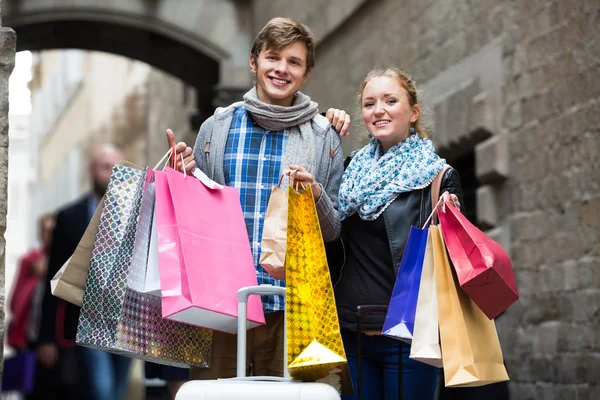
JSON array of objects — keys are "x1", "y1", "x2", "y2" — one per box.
[
  {"x1": 382, "y1": 226, "x2": 429, "y2": 343},
  {"x1": 2, "y1": 351, "x2": 36, "y2": 394}
]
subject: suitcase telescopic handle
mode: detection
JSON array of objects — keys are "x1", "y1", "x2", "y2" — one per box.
[{"x1": 237, "y1": 285, "x2": 288, "y2": 379}]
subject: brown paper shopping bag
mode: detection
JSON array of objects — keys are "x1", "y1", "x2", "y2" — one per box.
[
  {"x1": 260, "y1": 171, "x2": 296, "y2": 281},
  {"x1": 409, "y1": 230, "x2": 442, "y2": 367},
  {"x1": 50, "y1": 196, "x2": 105, "y2": 307},
  {"x1": 432, "y1": 225, "x2": 509, "y2": 387}
]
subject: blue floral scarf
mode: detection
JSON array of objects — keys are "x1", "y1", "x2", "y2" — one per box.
[{"x1": 338, "y1": 133, "x2": 446, "y2": 221}]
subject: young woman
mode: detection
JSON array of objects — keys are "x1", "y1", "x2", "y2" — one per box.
[{"x1": 333, "y1": 67, "x2": 465, "y2": 400}]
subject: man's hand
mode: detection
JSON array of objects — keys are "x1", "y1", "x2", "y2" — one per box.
[
  {"x1": 288, "y1": 165, "x2": 322, "y2": 202},
  {"x1": 37, "y1": 343, "x2": 58, "y2": 368},
  {"x1": 166, "y1": 129, "x2": 196, "y2": 175},
  {"x1": 326, "y1": 108, "x2": 351, "y2": 137}
]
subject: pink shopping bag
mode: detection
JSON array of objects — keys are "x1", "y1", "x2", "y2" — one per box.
[
  {"x1": 438, "y1": 203, "x2": 518, "y2": 319},
  {"x1": 154, "y1": 167, "x2": 264, "y2": 333}
]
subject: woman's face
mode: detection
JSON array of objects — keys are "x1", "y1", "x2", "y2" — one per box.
[{"x1": 361, "y1": 76, "x2": 419, "y2": 152}]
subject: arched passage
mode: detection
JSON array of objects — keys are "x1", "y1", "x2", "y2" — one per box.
[
  {"x1": 4, "y1": 0, "x2": 254, "y2": 111},
  {"x1": 16, "y1": 19, "x2": 220, "y2": 114}
]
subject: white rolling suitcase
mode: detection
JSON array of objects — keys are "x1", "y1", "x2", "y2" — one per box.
[{"x1": 175, "y1": 285, "x2": 342, "y2": 400}]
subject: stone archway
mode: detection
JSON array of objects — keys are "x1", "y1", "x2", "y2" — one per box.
[{"x1": 3, "y1": 0, "x2": 255, "y2": 108}]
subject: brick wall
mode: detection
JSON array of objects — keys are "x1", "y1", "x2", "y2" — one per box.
[{"x1": 251, "y1": 0, "x2": 600, "y2": 397}]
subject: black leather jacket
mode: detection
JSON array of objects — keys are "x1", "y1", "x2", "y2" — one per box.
[{"x1": 327, "y1": 167, "x2": 466, "y2": 284}]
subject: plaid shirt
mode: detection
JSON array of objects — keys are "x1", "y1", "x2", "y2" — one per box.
[{"x1": 223, "y1": 107, "x2": 289, "y2": 313}]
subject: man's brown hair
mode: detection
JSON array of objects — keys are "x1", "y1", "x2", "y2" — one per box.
[{"x1": 251, "y1": 17, "x2": 316, "y2": 74}]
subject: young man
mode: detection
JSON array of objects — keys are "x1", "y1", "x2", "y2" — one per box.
[{"x1": 167, "y1": 17, "x2": 347, "y2": 379}]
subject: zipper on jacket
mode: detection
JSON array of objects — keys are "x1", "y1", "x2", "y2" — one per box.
[
  {"x1": 382, "y1": 210, "x2": 400, "y2": 275},
  {"x1": 386, "y1": 190, "x2": 426, "y2": 275},
  {"x1": 333, "y1": 238, "x2": 347, "y2": 289},
  {"x1": 323, "y1": 134, "x2": 333, "y2": 189}
]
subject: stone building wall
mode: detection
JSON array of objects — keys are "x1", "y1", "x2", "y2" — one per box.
[
  {"x1": 0, "y1": 0, "x2": 16, "y2": 375},
  {"x1": 253, "y1": 0, "x2": 366, "y2": 43},
  {"x1": 146, "y1": 68, "x2": 197, "y2": 168},
  {"x1": 253, "y1": 0, "x2": 600, "y2": 398},
  {"x1": 502, "y1": 1, "x2": 599, "y2": 398}
]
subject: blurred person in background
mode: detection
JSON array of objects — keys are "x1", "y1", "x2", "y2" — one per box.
[
  {"x1": 36, "y1": 144, "x2": 132, "y2": 400},
  {"x1": 6, "y1": 213, "x2": 54, "y2": 399},
  {"x1": 7, "y1": 213, "x2": 55, "y2": 351}
]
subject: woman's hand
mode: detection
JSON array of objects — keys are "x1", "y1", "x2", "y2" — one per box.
[
  {"x1": 288, "y1": 165, "x2": 322, "y2": 201},
  {"x1": 439, "y1": 191, "x2": 461, "y2": 210},
  {"x1": 166, "y1": 129, "x2": 196, "y2": 174}
]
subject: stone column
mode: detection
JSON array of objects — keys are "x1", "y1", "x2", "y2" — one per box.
[
  {"x1": 0, "y1": 0, "x2": 17, "y2": 378},
  {"x1": 213, "y1": 0, "x2": 254, "y2": 108}
]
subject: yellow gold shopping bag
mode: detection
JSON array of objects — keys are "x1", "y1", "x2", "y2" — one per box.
[
  {"x1": 432, "y1": 225, "x2": 509, "y2": 387},
  {"x1": 286, "y1": 186, "x2": 353, "y2": 395}
]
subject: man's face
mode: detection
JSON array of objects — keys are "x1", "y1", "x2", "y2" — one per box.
[
  {"x1": 41, "y1": 218, "x2": 55, "y2": 250},
  {"x1": 250, "y1": 41, "x2": 312, "y2": 107},
  {"x1": 90, "y1": 148, "x2": 122, "y2": 197}
]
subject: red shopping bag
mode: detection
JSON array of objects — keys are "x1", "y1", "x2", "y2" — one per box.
[
  {"x1": 438, "y1": 203, "x2": 518, "y2": 319},
  {"x1": 154, "y1": 167, "x2": 264, "y2": 333}
]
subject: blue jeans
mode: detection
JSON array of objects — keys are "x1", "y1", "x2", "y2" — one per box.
[
  {"x1": 341, "y1": 330, "x2": 438, "y2": 400},
  {"x1": 78, "y1": 347, "x2": 132, "y2": 400}
]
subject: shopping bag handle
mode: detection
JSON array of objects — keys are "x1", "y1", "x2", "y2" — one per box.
[
  {"x1": 422, "y1": 164, "x2": 452, "y2": 228},
  {"x1": 152, "y1": 148, "x2": 187, "y2": 177},
  {"x1": 276, "y1": 169, "x2": 293, "y2": 189},
  {"x1": 153, "y1": 148, "x2": 175, "y2": 170},
  {"x1": 154, "y1": 148, "x2": 224, "y2": 190},
  {"x1": 288, "y1": 169, "x2": 307, "y2": 193},
  {"x1": 275, "y1": 169, "x2": 306, "y2": 193},
  {"x1": 422, "y1": 196, "x2": 444, "y2": 229}
]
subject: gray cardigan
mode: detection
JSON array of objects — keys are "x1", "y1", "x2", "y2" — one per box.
[{"x1": 192, "y1": 103, "x2": 343, "y2": 241}]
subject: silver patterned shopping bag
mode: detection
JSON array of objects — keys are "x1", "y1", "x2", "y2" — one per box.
[
  {"x1": 76, "y1": 165, "x2": 212, "y2": 367},
  {"x1": 127, "y1": 170, "x2": 161, "y2": 296}
]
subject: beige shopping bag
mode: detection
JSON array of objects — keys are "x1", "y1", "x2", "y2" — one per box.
[
  {"x1": 432, "y1": 225, "x2": 509, "y2": 387},
  {"x1": 409, "y1": 230, "x2": 442, "y2": 367},
  {"x1": 259, "y1": 171, "x2": 296, "y2": 281},
  {"x1": 50, "y1": 196, "x2": 105, "y2": 307}
]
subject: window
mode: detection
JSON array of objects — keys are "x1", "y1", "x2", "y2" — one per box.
[{"x1": 446, "y1": 149, "x2": 479, "y2": 227}]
